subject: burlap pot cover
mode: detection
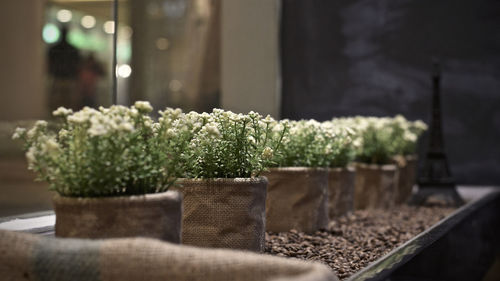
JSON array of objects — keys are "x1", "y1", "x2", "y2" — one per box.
[
  {"x1": 53, "y1": 191, "x2": 182, "y2": 243},
  {"x1": 354, "y1": 163, "x2": 399, "y2": 210},
  {"x1": 0, "y1": 229, "x2": 338, "y2": 281},
  {"x1": 172, "y1": 177, "x2": 267, "y2": 252},
  {"x1": 328, "y1": 166, "x2": 355, "y2": 218},
  {"x1": 394, "y1": 155, "x2": 418, "y2": 205},
  {"x1": 263, "y1": 167, "x2": 329, "y2": 233}
]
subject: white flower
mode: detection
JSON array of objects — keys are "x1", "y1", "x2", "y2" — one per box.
[
  {"x1": 118, "y1": 122, "x2": 134, "y2": 132},
  {"x1": 403, "y1": 131, "x2": 417, "y2": 142},
  {"x1": 165, "y1": 128, "x2": 177, "y2": 138},
  {"x1": 35, "y1": 120, "x2": 48, "y2": 128},
  {"x1": 263, "y1": 115, "x2": 274, "y2": 124},
  {"x1": 129, "y1": 108, "x2": 139, "y2": 117},
  {"x1": 27, "y1": 127, "x2": 37, "y2": 139},
  {"x1": 205, "y1": 124, "x2": 221, "y2": 138},
  {"x1": 68, "y1": 115, "x2": 86, "y2": 124},
  {"x1": 52, "y1": 107, "x2": 73, "y2": 117},
  {"x1": 324, "y1": 144, "x2": 333, "y2": 155},
  {"x1": 134, "y1": 101, "x2": 153, "y2": 113},
  {"x1": 68, "y1": 109, "x2": 97, "y2": 124},
  {"x1": 88, "y1": 124, "x2": 108, "y2": 136},
  {"x1": 58, "y1": 129, "x2": 69, "y2": 139},
  {"x1": 262, "y1": 147, "x2": 273, "y2": 160},
  {"x1": 272, "y1": 123, "x2": 284, "y2": 133},
  {"x1": 143, "y1": 119, "x2": 153, "y2": 129},
  {"x1": 151, "y1": 122, "x2": 161, "y2": 132},
  {"x1": 25, "y1": 146, "x2": 37, "y2": 166},
  {"x1": 42, "y1": 138, "x2": 60, "y2": 155},
  {"x1": 12, "y1": 127, "x2": 26, "y2": 140}
]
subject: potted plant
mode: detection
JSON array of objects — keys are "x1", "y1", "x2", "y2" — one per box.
[
  {"x1": 323, "y1": 120, "x2": 357, "y2": 218},
  {"x1": 350, "y1": 116, "x2": 400, "y2": 210},
  {"x1": 162, "y1": 108, "x2": 285, "y2": 252},
  {"x1": 12, "y1": 102, "x2": 182, "y2": 242},
  {"x1": 390, "y1": 115, "x2": 428, "y2": 204},
  {"x1": 263, "y1": 119, "x2": 331, "y2": 233}
]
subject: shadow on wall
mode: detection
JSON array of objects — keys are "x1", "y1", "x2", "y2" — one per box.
[{"x1": 280, "y1": 0, "x2": 500, "y2": 185}]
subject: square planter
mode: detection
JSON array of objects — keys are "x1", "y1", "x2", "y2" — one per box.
[
  {"x1": 354, "y1": 163, "x2": 399, "y2": 210},
  {"x1": 53, "y1": 190, "x2": 182, "y2": 243},
  {"x1": 328, "y1": 166, "x2": 356, "y2": 218},
  {"x1": 173, "y1": 177, "x2": 267, "y2": 252},
  {"x1": 262, "y1": 167, "x2": 329, "y2": 233},
  {"x1": 394, "y1": 155, "x2": 418, "y2": 205}
]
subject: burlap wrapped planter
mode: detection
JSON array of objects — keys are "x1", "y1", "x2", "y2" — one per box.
[
  {"x1": 53, "y1": 191, "x2": 182, "y2": 243},
  {"x1": 263, "y1": 167, "x2": 329, "y2": 233},
  {"x1": 172, "y1": 177, "x2": 267, "y2": 252},
  {"x1": 354, "y1": 163, "x2": 399, "y2": 210},
  {"x1": 328, "y1": 166, "x2": 355, "y2": 218},
  {"x1": 395, "y1": 155, "x2": 418, "y2": 205},
  {"x1": 0, "y1": 229, "x2": 339, "y2": 281}
]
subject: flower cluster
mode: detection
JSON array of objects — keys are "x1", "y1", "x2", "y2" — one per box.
[
  {"x1": 13, "y1": 101, "x2": 427, "y2": 195},
  {"x1": 390, "y1": 115, "x2": 428, "y2": 156},
  {"x1": 269, "y1": 119, "x2": 356, "y2": 168},
  {"x1": 332, "y1": 116, "x2": 427, "y2": 165},
  {"x1": 157, "y1": 108, "x2": 286, "y2": 178},
  {"x1": 12, "y1": 102, "x2": 176, "y2": 197}
]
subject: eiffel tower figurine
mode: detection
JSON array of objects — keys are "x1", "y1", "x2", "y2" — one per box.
[{"x1": 410, "y1": 61, "x2": 464, "y2": 206}]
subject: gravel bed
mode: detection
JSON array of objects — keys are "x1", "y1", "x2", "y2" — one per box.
[{"x1": 265, "y1": 205, "x2": 455, "y2": 280}]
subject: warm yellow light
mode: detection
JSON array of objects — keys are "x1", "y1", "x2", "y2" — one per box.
[
  {"x1": 103, "y1": 21, "x2": 115, "y2": 34},
  {"x1": 81, "y1": 15, "x2": 96, "y2": 29},
  {"x1": 117, "y1": 64, "x2": 132, "y2": 78},
  {"x1": 57, "y1": 9, "x2": 73, "y2": 23}
]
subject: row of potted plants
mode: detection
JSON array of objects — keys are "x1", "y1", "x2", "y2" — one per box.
[{"x1": 12, "y1": 102, "x2": 427, "y2": 253}]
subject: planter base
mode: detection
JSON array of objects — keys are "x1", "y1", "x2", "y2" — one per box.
[
  {"x1": 53, "y1": 191, "x2": 182, "y2": 243},
  {"x1": 263, "y1": 167, "x2": 329, "y2": 233},
  {"x1": 173, "y1": 177, "x2": 267, "y2": 252}
]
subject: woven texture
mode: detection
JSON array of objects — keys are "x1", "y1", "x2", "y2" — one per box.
[
  {"x1": 172, "y1": 177, "x2": 267, "y2": 252},
  {"x1": 263, "y1": 168, "x2": 329, "y2": 233},
  {"x1": 0, "y1": 230, "x2": 339, "y2": 281},
  {"x1": 53, "y1": 191, "x2": 182, "y2": 243},
  {"x1": 328, "y1": 167, "x2": 355, "y2": 218},
  {"x1": 354, "y1": 163, "x2": 399, "y2": 210},
  {"x1": 394, "y1": 155, "x2": 418, "y2": 205}
]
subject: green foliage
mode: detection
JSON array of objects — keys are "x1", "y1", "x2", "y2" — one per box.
[
  {"x1": 270, "y1": 120, "x2": 356, "y2": 168},
  {"x1": 13, "y1": 102, "x2": 178, "y2": 197},
  {"x1": 157, "y1": 108, "x2": 286, "y2": 178},
  {"x1": 390, "y1": 115, "x2": 428, "y2": 156},
  {"x1": 333, "y1": 116, "x2": 428, "y2": 165}
]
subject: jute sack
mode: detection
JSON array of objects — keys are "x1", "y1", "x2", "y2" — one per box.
[
  {"x1": 354, "y1": 163, "x2": 399, "y2": 210},
  {"x1": 0, "y1": 229, "x2": 338, "y2": 281},
  {"x1": 263, "y1": 167, "x2": 329, "y2": 233},
  {"x1": 394, "y1": 155, "x2": 418, "y2": 205},
  {"x1": 328, "y1": 166, "x2": 355, "y2": 218},
  {"x1": 53, "y1": 190, "x2": 182, "y2": 243},
  {"x1": 172, "y1": 177, "x2": 267, "y2": 252}
]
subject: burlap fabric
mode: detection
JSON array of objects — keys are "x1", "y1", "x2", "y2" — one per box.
[
  {"x1": 354, "y1": 163, "x2": 399, "y2": 210},
  {"x1": 53, "y1": 191, "x2": 182, "y2": 243},
  {"x1": 328, "y1": 166, "x2": 355, "y2": 218},
  {"x1": 0, "y1": 230, "x2": 338, "y2": 281},
  {"x1": 172, "y1": 177, "x2": 267, "y2": 252},
  {"x1": 394, "y1": 155, "x2": 418, "y2": 205},
  {"x1": 263, "y1": 167, "x2": 329, "y2": 233}
]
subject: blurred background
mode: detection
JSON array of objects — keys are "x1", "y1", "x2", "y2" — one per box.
[{"x1": 0, "y1": 0, "x2": 499, "y2": 216}]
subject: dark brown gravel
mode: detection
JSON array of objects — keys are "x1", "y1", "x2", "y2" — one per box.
[{"x1": 265, "y1": 205, "x2": 455, "y2": 280}]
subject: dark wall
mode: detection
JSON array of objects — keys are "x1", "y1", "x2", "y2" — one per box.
[{"x1": 280, "y1": 0, "x2": 500, "y2": 185}]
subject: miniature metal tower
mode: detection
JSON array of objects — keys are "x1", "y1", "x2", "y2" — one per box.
[{"x1": 411, "y1": 62, "x2": 464, "y2": 206}]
